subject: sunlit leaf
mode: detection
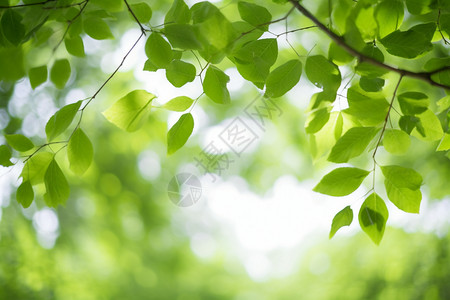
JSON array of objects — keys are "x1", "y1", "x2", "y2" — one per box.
[
  {"x1": 329, "y1": 206, "x2": 353, "y2": 239},
  {"x1": 165, "y1": 0, "x2": 190, "y2": 24},
  {"x1": 44, "y1": 159, "x2": 70, "y2": 207},
  {"x1": 375, "y1": 0, "x2": 404, "y2": 38},
  {"x1": 305, "y1": 107, "x2": 331, "y2": 134},
  {"x1": 103, "y1": 90, "x2": 156, "y2": 132},
  {"x1": 381, "y1": 165, "x2": 422, "y2": 213},
  {"x1": 45, "y1": 101, "x2": 82, "y2": 141},
  {"x1": 359, "y1": 193, "x2": 388, "y2": 245},
  {"x1": 21, "y1": 152, "x2": 53, "y2": 185},
  {"x1": 16, "y1": 180, "x2": 34, "y2": 208},
  {"x1": 344, "y1": 87, "x2": 389, "y2": 126},
  {"x1": 68, "y1": 128, "x2": 93, "y2": 175},
  {"x1": 383, "y1": 129, "x2": 411, "y2": 154},
  {"x1": 167, "y1": 113, "x2": 194, "y2": 155},
  {"x1": 265, "y1": 60, "x2": 302, "y2": 98},
  {"x1": 437, "y1": 133, "x2": 450, "y2": 151},
  {"x1": 5, "y1": 134, "x2": 34, "y2": 152},
  {"x1": 313, "y1": 167, "x2": 370, "y2": 197},
  {"x1": 412, "y1": 109, "x2": 444, "y2": 141},
  {"x1": 163, "y1": 96, "x2": 194, "y2": 112},
  {"x1": 203, "y1": 65, "x2": 230, "y2": 104},
  {"x1": 328, "y1": 127, "x2": 379, "y2": 163}
]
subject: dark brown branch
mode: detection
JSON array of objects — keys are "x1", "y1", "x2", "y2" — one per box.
[
  {"x1": 0, "y1": 0, "x2": 87, "y2": 9},
  {"x1": 289, "y1": 0, "x2": 450, "y2": 90}
]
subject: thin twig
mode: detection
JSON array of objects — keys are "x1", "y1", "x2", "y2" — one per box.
[
  {"x1": 52, "y1": 0, "x2": 89, "y2": 53},
  {"x1": 124, "y1": 0, "x2": 146, "y2": 34}
]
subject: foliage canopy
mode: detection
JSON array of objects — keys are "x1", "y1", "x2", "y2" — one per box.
[{"x1": 0, "y1": 0, "x2": 450, "y2": 246}]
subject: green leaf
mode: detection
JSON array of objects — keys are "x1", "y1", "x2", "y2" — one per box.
[
  {"x1": 103, "y1": 90, "x2": 155, "y2": 132},
  {"x1": 383, "y1": 129, "x2": 411, "y2": 155},
  {"x1": 1, "y1": 10, "x2": 25, "y2": 46},
  {"x1": 21, "y1": 152, "x2": 53, "y2": 185},
  {"x1": 359, "y1": 193, "x2": 388, "y2": 245},
  {"x1": 165, "y1": 60, "x2": 196, "y2": 87},
  {"x1": 192, "y1": 2, "x2": 238, "y2": 62},
  {"x1": 165, "y1": 24, "x2": 202, "y2": 50},
  {"x1": 165, "y1": 0, "x2": 190, "y2": 24},
  {"x1": 437, "y1": 95, "x2": 450, "y2": 113},
  {"x1": 50, "y1": 59, "x2": 71, "y2": 89},
  {"x1": 305, "y1": 107, "x2": 331, "y2": 134},
  {"x1": 0, "y1": 145, "x2": 13, "y2": 167},
  {"x1": 374, "y1": 0, "x2": 404, "y2": 38},
  {"x1": 265, "y1": 60, "x2": 302, "y2": 98},
  {"x1": 167, "y1": 113, "x2": 194, "y2": 155},
  {"x1": 355, "y1": 44, "x2": 387, "y2": 78},
  {"x1": 344, "y1": 87, "x2": 389, "y2": 126},
  {"x1": 44, "y1": 159, "x2": 70, "y2": 207},
  {"x1": 437, "y1": 133, "x2": 450, "y2": 151},
  {"x1": 313, "y1": 167, "x2": 370, "y2": 197},
  {"x1": 238, "y1": 1, "x2": 272, "y2": 31},
  {"x1": 130, "y1": 2, "x2": 152, "y2": 23},
  {"x1": 163, "y1": 96, "x2": 194, "y2": 112},
  {"x1": 203, "y1": 65, "x2": 230, "y2": 104},
  {"x1": 45, "y1": 101, "x2": 82, "y2": 141},
  {"x1": 380, "y1": 23, "x2": 436, "y2": 59},
  {"x1": 145, "y1": 33, "x2": 173, "y2": 69},
  {"x1": 65, "y1": 35, "x2": 85, "y2": 57},
  {"x1": 328, "y1": 127, "x2": 379, "y2": 163},
  {"x1": 5, "y1": 134, "x2": 34, "y2": 152},
  {"x1": 382, "y1": 165, "x2": 422, "y2": 213},
  {"x1": 16, "y1": 180, "x2": 34, "y2": 208},
  {"x1": 28, "y1": 65, "x2": 47, "y2": 89},
  {"x1": 305, "y1": 55, "x2": 341, "y2": 93},
  {"x1": 359, "y1": 77, "x2": 384, "y2": 92},
  {"x1": 405, "y1": 0, "x2": 433, "y2": 15},
  {"x1": 68, "y1": 128, "x2": 93, "y2": 175},
  {"x1": 233, "y1": 38, "x2": 278, "y2": 89},
  {"x1": 143, "y1": 59, "x2": 158, "y2": 72},
  {"x1": 381, "y1": 165, "x2": 423, "y2": 190},
  {"x1": 413, "y1": 109, "x2": 444, "y2": 141},
  {"x1": 328, "y1": 42, "x2": 354, "y2": 65},
  {"x1": 397, "y1": 92, "x2": 429, "y2": 115},
  {"x1": 329, "y1": 206, "x2": 353, "y2": 239},
  {"x1": 399, "y1": 115, "x2": 420, "y2": 134},
  {"x1": 83, "y1": 16, "x2": 113, "y2": 40}
]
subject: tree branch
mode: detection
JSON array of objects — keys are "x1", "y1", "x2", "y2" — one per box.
[
  {"x1": 123, "y1": 0, "x2": 146, "y2": 34},
  {"x1": 289, "y1": 0, "x2": 450, "y2": 90}
]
